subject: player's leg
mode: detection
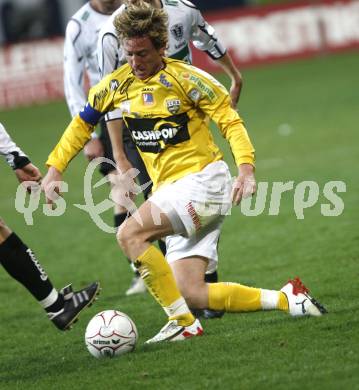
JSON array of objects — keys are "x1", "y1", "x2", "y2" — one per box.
[
  {"x1": 122, "y1": 134, "x2": 155, "y2": 295},
  {"x1": 207, "y1": 278, "x2": 327, "y2": 316},
  {"x1": 158, "y1": 159, "x2": 327, "y2": 318},
  {"x1": 165, "y1": 219, "x2": 225, "y2": 319},
  {"x1": 170, "y1": 256, "x2": 209, "y2": 310},
  {"x1": 98, "y1": 120, "x2": 146, "y2": 295},
  {"x1": 169, "y1": 253, "x2": 266, "y2": 312},
  {"x1": 0, "y1": 217, "x2": 99, "y2": 330},
  {"x1": 124, "y1": 134, "x2": 170, "y2": 280},
  {"x1": 170, "y1": 254, "x2": 326, "y2": 317},
  {"x1": 117, "y1": 200, "x2": 202, "y2": 342}
]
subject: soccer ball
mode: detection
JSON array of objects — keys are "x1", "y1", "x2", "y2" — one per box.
[{"x1": 85, "y1": 310, "x2": 138, "y2": 358}]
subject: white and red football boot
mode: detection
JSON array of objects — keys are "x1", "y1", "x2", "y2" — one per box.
[
  {"x1": 146, "y1": 318, "x2": 203, "y2": 344},
  {"x1": 281, "y1": 277, "x2": 327, "y2": 317}
]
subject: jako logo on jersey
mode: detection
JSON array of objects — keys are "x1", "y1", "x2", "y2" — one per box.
[
  {"x1": 142, "y1": 93, "x2": 154, "y2": 105},
  {"x1": 131, "y1": 127, "x2": 179, "y2": 141},
  {"x1": 166, "y1": 99, "x2": 181, "y2": 114},
  {"x1": 110, "y1": 79, "x2": 120, "y2": 91},
  {"x1": 171, "y1": 23, "x2": 184, "y2": 41},
  {"x1": 159, "y1": 74, "x2": 172, "y2": 88}
]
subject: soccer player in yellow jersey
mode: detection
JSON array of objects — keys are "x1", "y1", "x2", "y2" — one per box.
[{"x1": 42, "y1": 1, "x2": 326, "y2": 343}]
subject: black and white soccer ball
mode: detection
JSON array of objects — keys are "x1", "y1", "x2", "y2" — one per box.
[{"x1": 85, "y1": 310, "x2": 138, "y2": 358}]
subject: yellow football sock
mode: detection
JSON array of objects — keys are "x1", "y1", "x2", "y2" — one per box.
[
  {"x1": 136, "y1": 245, "x2": 194, "y2": 326},
  {"x1": 208, "y1": 282, "x2": 262, "y2": 312},
  {"x1": 277, "y1": 292, "x2": 289, "y2": 311}
]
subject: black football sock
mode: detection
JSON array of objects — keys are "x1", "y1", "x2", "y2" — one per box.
[
  {"x1": 205, "y1": 270, "x2": 218, "y2": 283},
  {"x1": 0, "y1": 233, "x2": 64, "y2": 312}
]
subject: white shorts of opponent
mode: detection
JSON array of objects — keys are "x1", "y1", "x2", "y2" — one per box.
[{"x1": 149, "y1": 160, "x2": 232, "y2": 273}]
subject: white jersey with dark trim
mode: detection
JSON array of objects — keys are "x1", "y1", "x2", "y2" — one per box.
[
  {"x1": 64, "y1": 2, "x2": 110, "y2": 117},
  {"x1": 0, "y1": 123, "x2": 30, "y2": 169},
  {"x1": 97, "y1": 0, "x2": 226, "y2": 78},
  {"x1": 0, "y1": 123, "x2": 23, "y2": 157}
]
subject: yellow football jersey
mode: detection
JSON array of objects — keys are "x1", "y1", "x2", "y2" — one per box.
[{"x1": 47, "y1": 58, "x2": 255, "y2": 191}]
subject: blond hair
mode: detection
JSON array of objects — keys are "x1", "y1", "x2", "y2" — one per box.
[{"x1": 114, "y1": 1, "x2": 168, "y2": 50}]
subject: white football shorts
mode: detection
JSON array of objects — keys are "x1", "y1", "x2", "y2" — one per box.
[{"x1": 149, "y1": 160, "x2": 232, "y2": 271}]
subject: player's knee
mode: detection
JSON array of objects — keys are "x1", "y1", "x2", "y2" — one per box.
[{"x1": 117, "y1": 224, "x2": 144, "y2": 258}]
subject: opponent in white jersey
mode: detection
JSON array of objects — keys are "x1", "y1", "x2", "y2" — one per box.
[
  {"x1": 64, "y1": 0, "x2": 122, "y2": 117},
  {"x1": 0, "y1": 123, "x2": 100, "y2": 331},
  {"x1": 97, "y1": 0, "x2": 242, "y2": 106}
]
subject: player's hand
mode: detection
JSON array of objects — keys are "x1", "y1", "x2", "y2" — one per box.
[
  {"x1": 229, "y1": 78, "x2": 242, "y2": 109},
  {"x1": 41, "y1": 166, "x2": 63, "y2": 207},
  {"x1": 84, "y1": 138, "x2": 104, "y2": 161},
  {"x1": 15, "y1": 163, "x2": 42, "y2": 184},
  {"x1": 109, "y1": 158, "x2": 136, "y2": 199},
  {"x1": 231, "y1": 163, "x2": 256, "y2": 205},
  {"x1": 108, "y1": 162, "x2": 140, "y2": 214}
]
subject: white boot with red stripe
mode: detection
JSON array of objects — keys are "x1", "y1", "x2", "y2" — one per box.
[
  {"x1": 281, "y1": 277, "x2": 327, "y2": 317},
  {"x1": 146, "y1": 318, "x2": 203, "y2": 343}
]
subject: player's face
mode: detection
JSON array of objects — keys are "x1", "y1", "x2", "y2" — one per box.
[{"x1": 123, "y1": 37, "x2": 165, "y2": 80}]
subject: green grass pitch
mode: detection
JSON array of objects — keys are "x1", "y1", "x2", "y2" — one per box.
[{"x1": 0, "y1": 52, "x2": 358, "y2": 389}]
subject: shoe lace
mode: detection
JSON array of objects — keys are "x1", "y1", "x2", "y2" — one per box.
[{"x1": 290, "y1": 277, "x2": 309, "y2": 295}]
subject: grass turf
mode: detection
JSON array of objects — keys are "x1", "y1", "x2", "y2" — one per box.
[{"x1": 0, "y1": 52, "x2": 358, "y2": 389}]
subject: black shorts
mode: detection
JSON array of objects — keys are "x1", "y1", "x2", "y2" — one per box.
[{"x1": 99, "y1": 121, "x2": 152, "y2": 199}]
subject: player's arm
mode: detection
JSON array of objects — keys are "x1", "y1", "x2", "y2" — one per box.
[
  {"x1": 63, "y1": 19, "x2": 87, "y2": 117},
  {"x1": 97, "y1": 11, "x2": 130, "y2": 172},
  {"x1": 106, "y1": 115, "x2": 133, "y2": 174},
  {"x1": 0, "y1": 123, "x2": 41, "y2": 184},
  {"x1": 187, "y1": 71, "x2": 255, "y2": 204},
  {"x1": 211, "y1": 102, "x2": 255, "y2": 205},
  {"x1": 42, "y1": 113, "x2": 95, "y2": 205},
  {"x1": 43, "y1": 76, "x2": 117, "y2": 205},
  {"x1": 96, "y1": 33, "x2": 126, "y2": 165},
  {"x1": 98, "y1": 32, "x2": 122, "y2": 78},
  {"x1": 97, "y1": 6, "x2": 126, "y2": 78},
  {"x1": 214, "y1": 53, "x2": 242, "y2": 109},
  {"x1": 190, "y1": 6, "x2": 242, "y2": 107},
  {"x1": 215, "y1": 102, "x2": 256, "y2": 204}
]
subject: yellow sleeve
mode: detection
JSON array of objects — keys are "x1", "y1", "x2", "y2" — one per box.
[
  {"x1": 46, "y1": 115, "x2": 93, "y2": 172},
  {"x1": 183, "y1": 66, "x2": 255, "y2": 167},
  {"x1": 46, "y1": 67, "x2": 129, "y2": 172},
  {"x1": 208, "y1": 95, "x2": 255, "y2": 167}
]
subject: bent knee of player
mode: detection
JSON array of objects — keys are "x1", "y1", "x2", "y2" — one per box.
[{"x1": 116, "y1": 223, "x2": 146, "y2": 259}]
